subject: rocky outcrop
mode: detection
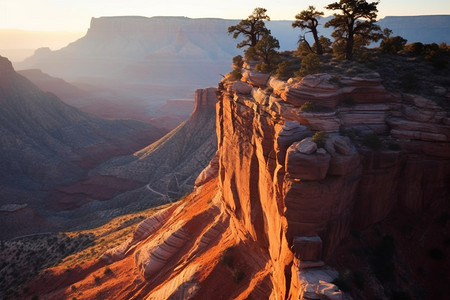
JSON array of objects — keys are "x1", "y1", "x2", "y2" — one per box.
[
  {"x1": 24, "y1": 62, "x2": 449, "y2": 299},
  {"x1": 213, "y1": 68, "x2": 449, "y2": 297}
]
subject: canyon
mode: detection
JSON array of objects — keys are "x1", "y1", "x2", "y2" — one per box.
[
  {"x1": 19, "y1": 58, "x2": 449, "y2": 299},
  {"x1": 11, "y1": 16, "x2": 450, "y2": 126},
  {"x1": 0, "y1": 56, "x2": 217, "y2": 239},
  {"x1": 1, "y1": 13, "x2": 449, "y2": 299}
]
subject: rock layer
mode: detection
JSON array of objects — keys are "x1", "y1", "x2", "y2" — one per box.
[{"x1": 25, "y1": 67, "x2": 449, "y2": 299}]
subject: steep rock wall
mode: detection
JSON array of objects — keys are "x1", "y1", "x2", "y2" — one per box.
[{"x1": 27, "y1": 66, "x2": 449, "y2": 299}]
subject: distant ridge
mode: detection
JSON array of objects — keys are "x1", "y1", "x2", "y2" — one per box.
[{"x1": 0, "y1": 55, "x2": 167, "y2": 239}]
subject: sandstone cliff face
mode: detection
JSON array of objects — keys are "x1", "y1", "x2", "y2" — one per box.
[
  {"x1": 25, "y1": 62, "x2": 449, "y2": 299},
  {"x1": 216, "y1": 66, "x2": 449, "y2": 298}
]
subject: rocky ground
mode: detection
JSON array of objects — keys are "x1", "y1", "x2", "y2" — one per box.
[
  {"x1": 279, "y1": 47, "x2": 450, "y2": 110},
  {"x1": 0, "y1": 204, "x2": 170, "y2": 299}
]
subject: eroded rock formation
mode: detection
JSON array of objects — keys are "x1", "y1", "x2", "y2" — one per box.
[{"x1": 25, "y1": 62, "x2": 449, "y2": 299}]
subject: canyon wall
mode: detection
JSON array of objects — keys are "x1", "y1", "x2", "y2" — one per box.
[
  {"x1": 217, "y1": 64, "x2": 449, "y2": 298},
  {"x1": 26, "y1": 62, "x2": 449, "y2": 299}
]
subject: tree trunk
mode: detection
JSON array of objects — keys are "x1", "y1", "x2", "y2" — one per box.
[
  {"x1": 311, "y1": 27, "x2": 323, "y2": 55},
  {"x1": 346, "y1": 21, "x2": 354, "y2": 60}
]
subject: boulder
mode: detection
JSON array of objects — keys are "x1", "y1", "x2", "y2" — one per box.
[
  {"x1": 276, "y1": 122, "x2": 311, "y2": 164},
  {"x1": 252, "y1": 88, "x2": 269, "y2": 105},
  {"x1": 231, "y1": 81, "x2": 252, "y2": 95},
  {"x1": 282, "y1": 121, "x2": 305, "y2": 132},
  {"x1": 401, "y1": 105, "x2": 446, "y2": 123},
  {"x1": 316, "y1": 281, "x2": 344, "y2": 300},
  {"x1": 268, "y1": 76, "x2": 287, "y2": 95},
  {"x1": 286, "y1": 143, "x2": 330, "y2": 180},
  {"x1": 333, "y1": 137, "x2": 352, "y2": 155},
  {"x1": 242, "y1": 69, "x2": 270, "y2": 87},
  {"x1": 296, "y1": 138, "x2": 317, "y2": 154}
]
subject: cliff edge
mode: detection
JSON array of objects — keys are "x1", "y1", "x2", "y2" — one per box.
[{"x1": 23, "y1": 62, "x2": 449, "y2": 299}]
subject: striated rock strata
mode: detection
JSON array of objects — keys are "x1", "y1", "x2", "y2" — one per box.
[{"x1": 26, "y1": 66, "x2": 449, "y2": 299}]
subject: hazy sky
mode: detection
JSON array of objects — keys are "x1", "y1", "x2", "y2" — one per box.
[{"x1": 1, "y1": 0, "x2": 449, "y2": 32}]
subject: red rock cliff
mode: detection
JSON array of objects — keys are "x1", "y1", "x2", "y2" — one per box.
[{"x1": 26, "y1": 64, "x2": 449, "y2": 299}]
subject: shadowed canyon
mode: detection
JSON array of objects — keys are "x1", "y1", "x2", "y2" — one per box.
[{"x1": 0, "y1": 12, "x2": 449, "y2": 300}]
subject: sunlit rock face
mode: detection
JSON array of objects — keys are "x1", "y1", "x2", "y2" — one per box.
[{"x1": 23, "y1": 61, "x2": 449, "y2": 299}]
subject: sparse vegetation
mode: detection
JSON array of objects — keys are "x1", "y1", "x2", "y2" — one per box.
[
  {"x1": 254, "y1": 34, "x2": 280, "y2": 72},
  {"x1": 232, "y1": 55, "x2": 244, "y2": 68},
  {"x1": 275, "y1": 61, "x2": 291, "y2": 80},
  {"x1": 228, "y1": 68, "x2": 242, "y2": 81},
  {"x1": 0, "y1": 205, "x2": 171, "y2": 298},
  {"x1": 296, "y1": 53, "x2": 321, "y2": 77},
  {"x1": 381, "y1": 35, "x2": 407, "y2": 54},
  {"x1": 300, "y1": 100, "x2": 326, "y2": 113},
  {"x1": 312, "y1": 131, "x2": 329, "y2": 148}
]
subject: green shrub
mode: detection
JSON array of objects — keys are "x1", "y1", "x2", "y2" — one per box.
[
  {"x1": 300, "y1": 101, "x2": 326, "y2": 113},
  {"x1": 228, "y1": 68, "x2": 242, "y2": 81},
  {"x1": 329, "y1": 75, "x2": 342, "y2": 86},
  {"x1": 232, "y1": 55, "x2": 243, "y2": 68},
  {"x1": 295, "y1": 41, "x2": 313, "y2": 56},
  {"x1": 104, "y1": 267, "x2": 112, "y2": 275},
  {"x1": 255, "y1": 61, "x2": 274, "y2": 73},
  {"x1": 312, "y1": 131, "x2": 329, "y2": 148},
  {"x1": 296, "y1": 53, "x2": 321, "y2": 77},
  {"x1": 275, "y1": 61, "x2": 291, "y2": 80},
  {"x1": 380, "y1": 36, "x2": 407, "y2": 54},
  {"x1": 405, "y1": 42, "x2": 424, "y2": 55},
  {"x1": 363, "y1": 133, "x2": 382, "y2": 150},
  {"x1": 244, "y1": 46, "x2": 258, "y2": 60}
]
